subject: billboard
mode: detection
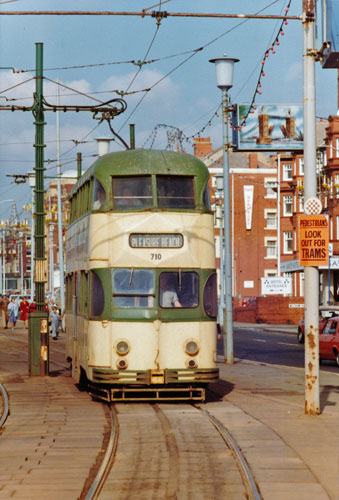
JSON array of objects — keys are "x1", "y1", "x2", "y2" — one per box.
[
  {"x1": 232, "y1": 104, "x2": 303, "y2": 152},
  {"x1": 322, "y1": 0, "x2": 339, "y2": 68}
]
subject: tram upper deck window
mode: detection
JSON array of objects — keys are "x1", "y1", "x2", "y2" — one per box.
[
  {"x1": 113, "y1": 176, "x2": 153, "y2": 210},
  {"x1": 113, "y1": 269, "x2": 155, "y2": 307},
  {"x1": 159, "y1": 271, "x2": 198, "y2": 308},
  {"x1": 92, "y1": 179, "x2": 106, "y2": 210},
  {"x1": 157, "y1": 176, "x2": 195, "y2": 209}
]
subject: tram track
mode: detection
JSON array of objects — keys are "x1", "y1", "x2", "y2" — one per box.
[
  {"x1": 0, "y1": 383, "x2": 9, "y2": 430},
  {"x1": 82, "y1": 401, "x2": 262, "y2": 500}
]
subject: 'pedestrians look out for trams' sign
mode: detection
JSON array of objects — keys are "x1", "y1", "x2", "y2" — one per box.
[{"x1": 298, "y1": 215, "x2": 329, "y2": 266}]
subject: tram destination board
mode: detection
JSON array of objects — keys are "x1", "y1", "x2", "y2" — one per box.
[
  {"x1": 129, "y1": 233, "x2": 183, "y2": 248},
  {"x1": 298, "y1": 215, "x2": 329, "y2": 266}
]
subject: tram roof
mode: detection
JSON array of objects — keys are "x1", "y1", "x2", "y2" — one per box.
[{"x1": 72, "y1": 149, "x2": 209, "y2": 193}]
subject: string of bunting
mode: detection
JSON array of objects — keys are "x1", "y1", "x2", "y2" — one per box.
[{"x1": 229, "y1": 0, "x2": 292, "y2": 133}]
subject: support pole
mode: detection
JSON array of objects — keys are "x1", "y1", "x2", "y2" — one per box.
[
  {"x1": 29, "y1": 42, "x2": 49, "y2": 376},
  {"x1": 303, "y1": 0, "x2": 319, "y2": 414},
  {"x1": 221, "y1": 89, "x2": 233, "y2": 364},
  {"x1": 56, "y1": 81, "x2": 65, "y2": 317}
]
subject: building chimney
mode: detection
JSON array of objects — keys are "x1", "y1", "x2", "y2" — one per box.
[
  {"x1": 194, "y1": 137, "x2": 212, "y2": 158},
  {"x1": 249, "y1": 153, "x2": 258, "y2": 169}
]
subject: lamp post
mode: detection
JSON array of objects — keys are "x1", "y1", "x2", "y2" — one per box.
[
  {"x1": 210, "y1": 56, "x2": 239, "y2": 364},
  {"x1": 215, "y1": 173, "x2": 225, "y2": 328},
  {"x1": 28, "y1": 171, "x2": 35, "y2": 302}
]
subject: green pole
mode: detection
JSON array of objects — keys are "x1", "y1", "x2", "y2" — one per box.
[
  {"x1": 29, "y1": 42, "x2": 49, "y2": 376},
  {"x1": 77, "y1": 152, "x2": 82, "y2": 180}
]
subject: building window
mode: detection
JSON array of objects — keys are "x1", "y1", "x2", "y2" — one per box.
[
  {"x1": 283, "y1": 232, "x2": 293, "y2": 254},
  {"x1": 299, "y1": 194, "x2": 304, "y2": 213},
  {"x1": 283, "y1": 163, "x2": 293, "y2": 181},
  {"x1": 265, "y1": 179, "x2": 277, "y2": 198},
  {"x1": 264, "y1": 269, "x2": 277, "y2": 277},
  {"x1": 283, "y1": 195, "x2": 292, "y2": 216},
  {"x1": 265, "y1": 211, "x2": 277, "y2": 229},
  {"x1": 336, "y1": 138, "x2": 339, "y2": 158},
  {"x1": 299, "y1": 158, "x2": 304, "y2": 175},
  {"x1": 266, "y1": 239, "x2": 277, "y2": 258}
]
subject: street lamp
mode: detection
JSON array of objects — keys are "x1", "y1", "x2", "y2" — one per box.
[{"x1": 210, "y1": 56, "x2": 239, "y2": 364}]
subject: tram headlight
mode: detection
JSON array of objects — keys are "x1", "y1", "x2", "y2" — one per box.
[
  {"x1": 116, "y1": 340, "x2": 130, "y2": 356},
  {"x1": 186, "y1": 359, "x2": 197, "y2": 369},
  {"x1": 116, "y1": 358, "x2": 128, "y2": 370},
  {"x1": 184, "y1": 340, "x2": 199, "y2": 356}
]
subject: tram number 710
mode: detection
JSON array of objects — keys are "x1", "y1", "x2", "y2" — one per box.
[{"x1": 151, "y1": 253, "x2": 162, "y2": 260}]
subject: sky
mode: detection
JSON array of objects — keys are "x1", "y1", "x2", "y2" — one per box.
[{"x1": 0, "y1": 0, "x2": 338, "y2": 220}]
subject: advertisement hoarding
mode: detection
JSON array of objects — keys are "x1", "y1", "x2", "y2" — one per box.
[{"x1": 232, "y1": 104, "x2": 303, "y2": 151}]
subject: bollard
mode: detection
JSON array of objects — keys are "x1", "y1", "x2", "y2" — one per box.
[{"x1": 28, "y1": 311, "x2": 49, "y2": 376}]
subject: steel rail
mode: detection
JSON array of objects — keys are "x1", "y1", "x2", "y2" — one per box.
[
  {"x1": 0, "y1": 383, "x2": 9, "y2": 429},
  {"x1": 0, "y1": 11, "x2": 301, "y2": 20},
  {"x1": 84, "y1": 405, "x2": 119, "y2": 500},
  {"x1": 198, "y1": 406, "x2": 262, "y2": 500}
]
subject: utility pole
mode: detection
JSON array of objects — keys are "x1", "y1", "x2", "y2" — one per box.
[
  {"x1": 302, "y1": 0, "x2": 320, "y2": 415},
  {"x1": 29, "y1": 42, "x2": 49, "y2": 376}
]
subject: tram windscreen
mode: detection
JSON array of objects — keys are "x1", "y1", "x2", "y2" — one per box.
[
  {"x1": 157, "y1": 176, "x2": 195, "y2": 209},
  {"x1": 113, "y1": 269, "x2": 155, "y2": 307},
  {"x1": 113, "y1": 176, "x2": 153, "y2": 209},
  {"x1": 159, "y1": 271, "x2": 198, "y2": 308}
]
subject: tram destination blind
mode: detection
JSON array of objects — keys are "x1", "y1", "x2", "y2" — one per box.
[{"x1": 129, "y1": 233, "x2": 183, "y2": 248}]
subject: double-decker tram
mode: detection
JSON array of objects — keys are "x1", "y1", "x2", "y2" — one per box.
[{"x1": 65, "y1": 149, "x2": 219, "y2": 401}]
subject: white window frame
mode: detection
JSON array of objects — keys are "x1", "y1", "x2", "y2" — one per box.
[
  {"x1": 265, "y1": 237, "x2": 277, "y2": 259},
  {"x1": 264, "y1": 269, "x2": 277, "y2": 277},
  {"x1": 299, "y1": 157, "x2": 304, "y2": 175},
  {"x1": 265, "y1": 178, "x2": 277, "y2": 199},
  {"x1": 283, "y1": 195, "x2": 292, "y2": 216},
  {"x1": 264, "y1": 209, "x2": 277, "y2": 229},
  {"x1": 283, "y1": 231, "x2": 293, "y2": 254},
  {"x1": 336, "y1": 138, "x2": 339, "y2": 158},
  {"x1": 283, "y1": 163, "x2": 293, "y2": 181}
]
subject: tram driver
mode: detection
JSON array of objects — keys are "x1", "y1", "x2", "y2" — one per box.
[{"x1": 159, "y1": 274, "x2": 182, "y2": 308}]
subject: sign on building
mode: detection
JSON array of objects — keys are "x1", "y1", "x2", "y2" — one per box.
[
  {"x1": 232, "y1": 104, "x2": 303, "y2": 151},
  {"x1": 298, "y1": 215, "x2": 329, "y2": 266},
  {"x1": 261, "y1": 276, "x2": 292, "y2": 295}
]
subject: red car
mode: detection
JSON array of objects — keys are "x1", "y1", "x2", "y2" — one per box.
[
  {"x1": 319, "y1": 316, "x2": 339, "y2": 367},
  {"x1": 297, "y1": 306, "x2": 339, "y2": 344}
]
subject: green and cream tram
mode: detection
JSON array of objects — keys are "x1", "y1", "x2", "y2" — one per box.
[{"x1": 65, "y1": 149, "x2": 219, "y2": 401}]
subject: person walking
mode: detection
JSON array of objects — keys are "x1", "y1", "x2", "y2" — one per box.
[
  {"x1": 8, "y1": 298, "x2": 19, "y2": 330},
  {"x1": 50, "y1": 306, "x2": 60, "y2": 340},
  {"x1": 19, "y1": 296, "x2": 29, "y2": 329},
  {"x1": 1, "y1": 294, "x2": 9, "y2": 329}
]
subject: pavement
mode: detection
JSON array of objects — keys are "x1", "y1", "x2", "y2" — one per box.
[{"x1": 0, "y1": 321, "x2": 338, "y2": 499}]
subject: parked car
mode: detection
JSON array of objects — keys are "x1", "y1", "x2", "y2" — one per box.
[
  {"x1": 319, "y1": 316, "x2": 339, "y2": 367},
  {"x1": 241, "y1": 296, "x2": 257, "y2": 308},
  {"x1": 297, "y1": 305, "x2": 339, "y2": 344}
]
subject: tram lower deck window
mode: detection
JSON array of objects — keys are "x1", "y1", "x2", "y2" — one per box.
[
  {"x1": 159, "y1": 272, "x2": 198, "y2": 308},
  {"x1": 113, "y1": 269, "x2": 155, "y2": 308}
]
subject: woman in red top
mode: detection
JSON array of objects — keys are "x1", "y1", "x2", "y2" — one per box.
[{"x1": 19, "y1": 296, "x2": 30, "y2": 329}]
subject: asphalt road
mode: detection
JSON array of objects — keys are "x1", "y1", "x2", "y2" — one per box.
[{"x1": 217, "y1": 325, "x2": 339, "y2": 374}]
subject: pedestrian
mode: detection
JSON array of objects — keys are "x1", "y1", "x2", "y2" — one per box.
[
  {"x1": 1, "y1": 294, "x2": 9, "y2": 328},
  {"x1": 50, "y1": 306, "x2": 60, "y2": 340},
  {"x1": 8, "y1": 298, "x2": 18, "y2": 331},
  {"x1": 19, "y1": 296, "x2": 29, "y2": 329},
  {"x1": 29, "y1": 297, "x2": 37, "y2": 313}
]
